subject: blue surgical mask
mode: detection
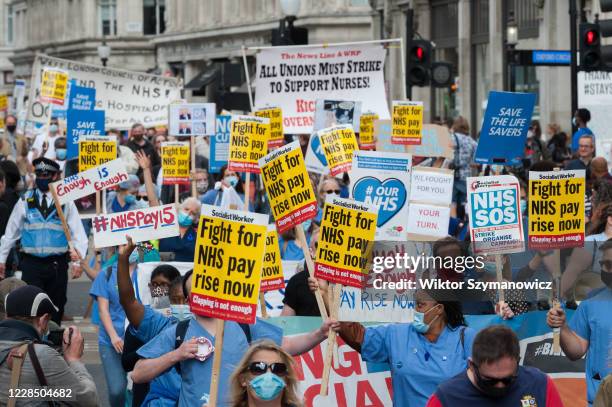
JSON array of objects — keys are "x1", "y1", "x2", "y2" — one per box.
[
  {"x1": 249, "y1": 372, "x2": 286, "y2": 401},
  {"x1": 302, "y1": 218, "x2": 312, "y2": 233},
  {"x1": 55, "y1": 148, "x2": 67, "y2": 161},
  {"x1": 170, "y1": 304, "x2": 192, "y2": 321},
  {"x1": 412, "y1": 305, "x2": 440, "y2": 334},
  {"x1": 483, "y1": 262, "x2": 498, "y2": 276},
  {"x1": 124, "y1": 194, "x2": 136, "y2": 205},
  {"x1": 128, "y1": 250, "x2": 139, "y2": 264},
  {"x1": 225, "y1": 175, "x2": 238, "y2": 188},
  {"x1": 49, "y1": 124, "x2": 59, "y2": 133},
  {"x1": 178, "y1": 211, "x2": 193, "y2": 227},
  {"x1": 520, "y1": 199, "x2": 527, "y2": 214}
]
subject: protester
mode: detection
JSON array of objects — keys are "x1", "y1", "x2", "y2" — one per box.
[
  {"x1": 450, "y1": 116, "x2": 477, "y2": 218},
  {"x1": 524, "y1": 119, "x2": 550, "y2": 165},
  {"x1": 1, "y1": 114, "x2": 20, "y2": 161},
  {"x1": 109, "y1": 128, "x2": 139, "y2": 174},
  {"x1": 229, "y1": 340, "x2": 301, "y2": 407},
  {"x1": 106, "y1": 174, "x2": 149, "y2": 213},
  {"x1": 154, "y1": 134, "x2": 167, "y2": 157},
  {"x1": 28, "y1": 117, "x2": 61, "y2": 161},
  {"x1": 571, "y1": 108, "x2": 594, "y2": 153},
  {"x1": 127, "y1": 123, "x2": 161, "y2": 178},
  {"x1": 547, "y1": 131, "x2": 572, "y2": 166},
  {"x1": 159, "y1": 197, "x2": 200, "y2": 261},
  {"x1": 277, "y1": 228, "x2": 305, "y2": 262},
  {"x1": 201, "y1": 164, "x2": 247, "y2": 208},
  {"x1": 0, "y1": 285, "x2": 98, "y2": 405},
  {"x1": 0, "y1": 277, "x2": 26, "y2": 320},
  {"x1": 192, "y1": 168, "x2": 211, "y2": 200},
  {"x1": 54, "y1": 136, "x2": 67, "y2": 171},
  {"x1": 0, "y1": 158, "x2": 87, "y2": 324},
  {"x1": 590, "y1": 157, "x2": 612, "y2": 183},
  {"x1": 314, "y1": 176, "x2": 341, "y2": 224},
  {"x1": 548, "y1": 239, "x2": 612, "y2": 406},
  {"x1": 281, "y1": 229, "x2": 319, "y2": 316},
  {"x1": 426, "y1": 325, "x2": 563, "y2": 406},
  {"x1": 566, "y1": 134, "x2": 595, "y2": 173}
]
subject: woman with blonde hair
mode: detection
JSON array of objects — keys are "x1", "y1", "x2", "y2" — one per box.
[{"x1": 230, "y1": 340, "x2": 302, "y2": 407}]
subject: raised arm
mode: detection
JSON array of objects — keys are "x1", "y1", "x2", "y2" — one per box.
[
  {"x1": 135, "y1": 150, "x2": 160, "y2": 207},
  {"x1": 117, "y1": 236, "x2": 145, "y2": 328}
]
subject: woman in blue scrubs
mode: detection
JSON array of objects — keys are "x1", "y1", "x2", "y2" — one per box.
[{"x1": 158, "y1": 197, "x2": 200, "y2": 262}]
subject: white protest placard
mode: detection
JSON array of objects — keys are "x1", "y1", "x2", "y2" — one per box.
[
  {"x1": 409, "y1": 167, "x2": 454, "y2": 205},
  {"x1": 578, "y1": 71, "x2": 612, "y2": 169},
  {"x1": 169, "y1": 103, "x2": 216, "y2": 136},
  {"x1": 28, "y1": 55, "x2": 182, "y2": 129},
  {"x1": 92, "y1": 204, "x2": 180, "y2": 248},
  {"x1": 52, "y1": 158, "x2": 128, "y2": 205},
  {"x1": 407, "y1": 203, "x2": 451, "y2": 239},
  {"x1": 305, "y1": 133, "x2": 329, "y2": 175},
  {"x1": 254, "y1": 43, "x2": 389, "y2": 134},
  {"x1": 313, "y1": 99, "x2": 362, "y2": 131}
]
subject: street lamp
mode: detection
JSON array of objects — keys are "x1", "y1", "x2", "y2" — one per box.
[
  {"x1": 506, "y1": 12, "x2": 518, "y2": 47},
  {"x1": 277, "y1": 0, "x2": 301, "y2": 45},
  {"x1": 97, "y1": 41, "x2": 111, "y2": 67},
  {"x1": 505, "y1": 11, "x2": 518, "y2": 91},
  {"x1": 280, "y1": 0, "x2": 301, "y2": 16}
]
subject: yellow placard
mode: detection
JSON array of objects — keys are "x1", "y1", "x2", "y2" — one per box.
[
  {"x1": 228, "y1": 115, "x2": 269, "y2": 174},
  {"x1": 318, "y1": 124, "x2": 359, "y2": 176},
  {"x1": 261, "y1": 225, "x2": 284, "y2": 292},
  {"x1": 391, "y1": 101, "x2": 423, "y2": 145},
  {"x1": 359, "y1": 112, "x2": 378, "y2": 150},
  {"x1": 191, "y1": 205, "x2": 268, "y2": 323},
  {"x1": 161, "y1": 141, "x2": 190, "y2": 185},
  {"x1": 314, "y1": 196, "x2": 377, "y2": 288},
  {"x1": 0, "y1": 117, "x2": 4, "y2": 129},
  {"x1": 0, "y1": 94, "x2": 8, "y2": 112},
  {"x1": 259, "y1": 141, "x2": 317, "y2": 233},
  {"x1": 78, "y1": 136, "x2": 117, "y2": 172},
  {"x1": 40, "y1": 69, "x2": 69, "y2": 105},
  {"x1": 528, "y1": 170, "x2": 585, "y2": 250},
  {"x1": 254, "y1": 107, "x2": 284, "y2": 149}
]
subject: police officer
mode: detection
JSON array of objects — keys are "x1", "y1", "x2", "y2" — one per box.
[{"x1": 0, "y1": 157, "x2": 87, "y2": 324}]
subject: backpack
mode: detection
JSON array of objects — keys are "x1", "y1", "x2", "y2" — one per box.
[{"x1": 173, "y1": 319, "x2": 251, "y2": 375}]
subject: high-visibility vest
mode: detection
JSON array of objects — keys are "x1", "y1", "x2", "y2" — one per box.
[{"x1": 21, "y1": 190, "x2": 68, "y2": 257}]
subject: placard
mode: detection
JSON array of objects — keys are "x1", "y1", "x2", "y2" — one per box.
[
  {"x1": 169, "y1": 103, "x2": 216, "y2": 136},
  {"x1": 67, "y1": 109, "x2": 105, "y2": 159},
  {"x1": 314, "y1": 99, "x2": 362, "y2": 131},
  {"x1": 259, "y1": 141, "x2": 317, "y2": 233},
  {"x1": 92, "y1": 204, "x2": 180, "y2": 248},
  {"x1": 210, "y1": 115, "x2": 231, "y2": 174},
  {"x1": 409, "y1": 167, "x2": 454, "y2": 205},
  {"x1": 391, "y1": 101, "x2": 423, "y2": 145},
  {"x1": 228, "y1": 115, "x2": 270, "y2": 174},
  {"x1": 40, "y1": 68, "x2": 69, "y2": 105},
  {"x1": 358, "y1": 112, "x2": 378, "y2": 149},
  {"x1": 190, "y1": 205, "x2": 268, "y2": 324},
  {"x1": 68, "y1": 84, "x2": 96, "y2": 111},
  {"x1": 254, "y1": 107, "x2": 284, "y2": 148},
  {"x1": 406, "y1": 203, "x2": 451, "y2": 239},
  {"x1": 261, "y1": 225, "x2": 285, "y2": 292},
  {"x1": 374, "y1": 119, "x2": 404, "y2": 153},
  {"x1": 78, "y1": 135, "x2": 116, "y2": 172},
  {"x1": 0, "y1": 94, "x2": 8, "y2": 112},
  {"x1": 161, "y1": 141, "x2": 190, "y2": 185},
  {"x1": 305, "y1": 133, "x2": 329, "y2": 175},
  {"x1": 317, "y1": 125, "x2": 359, "y2": 176},
  {"x1": 405, "y1": 124, "x2": 454, "y2": 159}
]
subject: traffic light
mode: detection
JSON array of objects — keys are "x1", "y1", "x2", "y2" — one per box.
[
  {"x1": 431, "y1": 62, "x2": 453, "y2": 87},
  {"x1": 407, "y1": 40, "x2": 432, "y2": 87},
  {"x1": 579, "y1": 22, "x2": 601, "y2": 70}
]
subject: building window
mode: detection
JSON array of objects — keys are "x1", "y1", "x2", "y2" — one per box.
[
  {"x1": 6, "y1": 5, "x2": 13, "y2": 44},
  {"x1": 509, "y1": 0, "x2": 539, "y2": 39},
  {"x1": 144, "y1": 0, "x2": 166, "y2": 35},
  {"x1": 431, "y1": 0, "x2": 458, "y2": 49},
  {"x1": 350, "y1": 0, "x2": 369, "y2": 6},
  {"x1": 99, "y1": 0, "x2": 117, "y2": 36}
]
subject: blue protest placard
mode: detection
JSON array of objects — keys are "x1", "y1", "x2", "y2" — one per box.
[
  {"x1": 474, "y1": 91, "x2": 536, "y2": 165},
  {"x1": 67, "y1": 110, "x2": 105, "y2": 159},
  {"x1": 69, "y1": 84, "x2": 96, "y2": 111},
  {"x1": 209, "y1": 115, "x2": 231, "y2": 174}
]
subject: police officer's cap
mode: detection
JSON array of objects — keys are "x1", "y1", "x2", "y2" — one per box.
[{"x1": 32, "y1": 157, "x2": 60, "y2": 175}]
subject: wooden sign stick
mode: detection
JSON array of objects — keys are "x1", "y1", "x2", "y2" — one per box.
[
  {"x1": 49, "y1": 187, "x2": 79, "y2": 259},
  {"x1": 191, "y1": 136, "x2": 197, "y2": 198},
  {"x1": 174, "y1": 184, "x2": 180, "y2": 206},
  {"x1": 294, "y1": 225, "x2": 329, "y2": 319},
  {"x1": 320, "y1": 283, "x2": 341, "y2": 396},
  {"x1": 495, "y1": 254, "x2": 505, "y2": 307},
  {"x1": 551, "y1": 249, "x2": 562, "y2": 354},
  {"x1": 208, "y1": 318, "x2": 225, "y2": 407}
]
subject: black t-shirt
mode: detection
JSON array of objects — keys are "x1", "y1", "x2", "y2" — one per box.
[{"x1": 282, "y1": 268, "x2": 320, "y2": 316}]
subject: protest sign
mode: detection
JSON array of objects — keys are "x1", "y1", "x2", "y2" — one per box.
[
  {"x1": 317, "y1": 125, "x2": 359, "y2": 176},
  {"x1": 261, "y1": 225, "x2": 285, "y2": 292},
  {"x1": 169, "y1": 103, "x2": 216, "y2": 136},
  {"x1": 210, "y1": 115, "x2": 231, "y2": 174},
  {"x1": 405, "y1": 124, "x2": 454, "y2": 159},
  {"x1": 40, "y1": 68, "x2": 69, "y2": 105},
  {"x1": 314, "y1": 196, "x2": 377, "y2": 288},
  {"x1": 314, "y1": 99, "x2": 362, "y2": 131},
  {"x1": 475, "y1": 91, "x2": 536, "y2": 165},
  {"x1": 409, "y1": 167, "x2": 454, "y2": 205},
  {"x1": 305, "y1": 133, "x2": 329, "y2": 174},
  {"x1": 578, "y1": 71, "x2": 612, "y2": 166},
  {"x1": 374, "y1": 119, "x2": 404, "y2": 153},
  {"x1": 253, "y1": 43, "x2": 389, "y2": 134},
  {"x1": 528, "y1": 170, "x2": 585, "y2": 249},
  {"x1": 67, "y1": 109, "x2": 105, "y2": 159},
  {"x1": 259, "y1": 141, "x2": 317, "y2": 233},
  {"x1": 29, "y1": 55, "x2": 181, "y2": 129},
  {"x1": 407, "y1": 203, "x2": 451, "y2": 239},
  {"x1": 358, "y1": 112, "x2": 378, "y2": 149},
  {"x1": 161, "y1": 141, "x2": 190, "y2": 185},
  {"x1": 254, "y1": 107, "x2": 285, "y2": 148},
  {"x1": 191, "y1": 205, "x2": 268, "y2": 324},
  {"x1": 257, "y1": 260, "x2": 300, "y2": 317},
  {"x1": 53, "y1": 158, "x2": 128, "y2": 205},
  {"x1": 228, "y1": 115, "x2": 269, "y2": 174},
  {"x1": 467, "y1": 175, "x2": 525, "y2": 254},
  {"x1": 391, "y1": 101, "x2": 423, "y2": 145},
  {"x1": 350, "y1": 151, "x2": 411, "y2": 241},
  {"x1": 92, "y1": 204, "x2": 179, "y2": 248},
  {"x1": 78, "y1": 135, "x2": 116, "y2": 172},
  {"x1": 0, "y1": 94, "x2": 7, "y2": 112},
  {"x1": 12, "y1": 80, "x2": 26, "y2": 114},
  {"x1": 68, "y1": 83, "x2": 96, "y2": 111}
]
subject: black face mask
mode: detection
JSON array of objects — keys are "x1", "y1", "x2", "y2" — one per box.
[
  {"x1": 601, "y1": 271, "x2": 612, "y2": 289},
  {"x1": 6, "y1": 125, "x2": 16, "y2": 133},
  {"x1": 472, "y1": 363, "x2": 517, "y2": 398}
]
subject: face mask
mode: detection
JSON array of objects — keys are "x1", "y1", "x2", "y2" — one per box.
[
  {"x1": 601, "y1": 271, "x2": 612, "y2": 289},
  {"x1": 526, "y1": 130, "x2": 534, "y2": 139},
  {"x1": 249, "y1": 372, "x2": 286, "y2": 401},
  {"x1": 128, "y1": 250, "x2": 139, "y2": 264},
  {"x1": 151, "y1": 295, "x2": 171, "y2": 311},
  {"x1": 302, "y1": 218, "x2": 312, "y2": 233},
  {"x1": 55, "y1": 148, "x2": 67, "y2": 161},
  {"x1": 520, "y1": 199, "x2": 527, "y2": 214},
  {"x1": 326, "y1": 192, "x2": 340, "y2": 199},
  {"x1": 225, "y1": 175, "x2": 239, "y2": 188},
  {"x1": 124, "y1": 194, "x2": 136, "y2": 205},
  {"x1": 196, "y1": 181, "x2": 209, "y2": 194},
  {"x1": 170, "y1": 304, "x2": 192, "y2": 321},
  {"x1": 572, "y1": 117, "x2": 577, "y2": 127},
  {"x1": 412, "y1": 305, "x2": 440, "y2": 334},
  {"x1": 6, "y1": 125, "x2": 16, "y2": 133},
  {"x1": 178, "y1": 211, "x2": 193, "y2": 227},
  {"x1": 35, "y1": 178, "x2": 51, "y2": 192},
  {"x1": 482, "y1": 262, "x2": 498, "y2": 276},
  {"x1": 49, "y1": 124, "x2": 59, "y2": 133}
]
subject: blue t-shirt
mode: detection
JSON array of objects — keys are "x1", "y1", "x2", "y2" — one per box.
[
  {"x1": 568, "y1": 287, "x2": 612, "y2": 405},
  {"x1": 361, "y1": 323, "x2": 476, "y2": 407},
  {"x1": 571, "y1": 127, "x2": 594, "y2": 152},
  {"x1": 137, "y1": 317, "x2": 283, "y2": 407},
  {"x1": 158, "y1": 227, "x2": 197, "y2": 262},
  {"x1": 89, "y1": 266, "x2": 126, "y2": 347}
]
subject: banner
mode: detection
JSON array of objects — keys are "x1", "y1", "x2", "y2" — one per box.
[
  {"x1": 0, "y1": 94, "x2": 7, "y2": 112},
  {"x1": 261, "y1": 225, "x2": 285, "y2": 292},
  {"x1": 67, "y1": 109, "x2": 105, "y2": 159},
  {"x1": 305, "y1": 133, "x2": 329, "y2": 175},
  {"x1": 191, "y1": 205, "x2": 268, "y2": 324},
  {"x1": 358, "y1": 112, "x2": 378, "y2": 149},
  {"x1": 409, "y1": 167, "x2": 454, "y2": 205},
  {"x1": 259, "y1": 141, "x2": 317, "y2": 233},
  {"x1": 350, "y1": 151, "x2": 411, "y2": 241},
  {"x1": 467, "y1": 175, "x2": 525, "y2": 254},
  {"x1": 68, "y1": 83, "x2": 96, "y2": 111},
  {"x1": 391, "y1": 101, "x2": 423, "y2": 145},
  {"x1": 40, "y1": 68, "x2": 69, "y2": 105},
  {"x1": 210, "y1": 115, "x2": 231, "y2": 174},
  {"x1": 168, "y1": 103, "x2": 216, "y2": 136},
  {"x1": 254, "y1": 106, "x2": 285, "y2": 148},
  {"x1": 28, "y1": 55, "x2": 182, "y2": 129},
  {"x1": 161, "y1": 141, "x2": 190, "y2": 185},
  {"x1": 314, "y1": 99, "x2": 362, "y2": 131},
  {"x1": 528, "y1": 170, "x2": 585, "y2": 250},
  {"x1": 317, "y1": 125, "x2": 359, "y2": 176},
  {"x1": 315, "y1": 196, "x2": 377, "y2": 288},
  {"x1": 254, "y1": 43, "x2": 389, "y2": 134},
  {"x1": 475, "y1": 91, "x2": 536, "y2": 165},
  {"x1": 52, "y1": 158, "x2": 128, "y2": 205},
  {"x1": 577, "y1": 71, "x2": 612, "y2": 167},
  {"x1": 92, "y1": 204, "x2": 180, "y2": 248},
  {"x1": 228, "y1": 115, "x2": 270, "y2": 174},
  {"x1": 78, "y1": 135, "x2": 116, "y2": 172}
]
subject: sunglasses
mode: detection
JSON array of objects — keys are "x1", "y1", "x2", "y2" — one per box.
[
  {"x1": 599, "y1": 260, "x2": 612, "y2": 271},
  {"x1": 472, "y1": 363, "x2": 517, "y2": 386},
  {"x1": 248, "y1": 361, "x2": 288, "y2": 376},
  {"x1": 325, "y1": 189, "x2": 341, "y2": 194}
]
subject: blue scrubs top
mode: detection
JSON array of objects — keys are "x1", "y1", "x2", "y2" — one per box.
[
  {"x1": 89, "y1": 265, "x2": 126, "y2": 347},
  {"x1": 568, "y1": 287, "x2": 612, "y2": 406},
  {"x1": 361, "y1": 323, "x2": 475, "y2": 407},
  {"x1": 158, "y1": 227, "x2": 197, "y2": 262},
  {"x1": 137, "y1": 317, "x2": 283, "y2": 407}
]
